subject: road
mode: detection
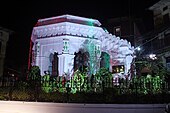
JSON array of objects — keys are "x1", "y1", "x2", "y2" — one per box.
[{"x1": 0, "y1": 101, "x2": 166, "y2": 113}]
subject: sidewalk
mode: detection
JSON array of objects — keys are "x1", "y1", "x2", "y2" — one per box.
[{"x1": 0, "y1": 101, "x2": 166, "y2": 113}]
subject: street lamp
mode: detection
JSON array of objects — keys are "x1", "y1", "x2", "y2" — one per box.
[
  {"x1": 136, "y1": 47, "x2": 141, "y2": 51},
  {"x1": 149, "y1": 53, "x2": 157, "y2": 60}
]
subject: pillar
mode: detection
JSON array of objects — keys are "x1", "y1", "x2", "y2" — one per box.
[{"x1": 58, "y1": 54, "x2": 75, "y2": 76}]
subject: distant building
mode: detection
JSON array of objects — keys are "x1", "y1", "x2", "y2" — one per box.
[
  {"x1": 106, "y1": 17, "x2": 144, "y2": 47},
  {"x1": 0, "y1": 27, "x2": 12, "y2": 77},
  {"x1": 144, "y1": 0, "x2": 170, "y2": 69},
  {"x1": 149, "y1": 0, "x2": 170, "y2": 29}
]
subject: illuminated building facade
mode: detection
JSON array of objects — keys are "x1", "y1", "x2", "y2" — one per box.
[{"x1": 29, "y1": 15, "x2": 134, "y2": 79}]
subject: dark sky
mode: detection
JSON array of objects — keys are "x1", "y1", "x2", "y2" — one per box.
[{"x1": 0, "y1": 0, "x2": 160, "y2": 70}]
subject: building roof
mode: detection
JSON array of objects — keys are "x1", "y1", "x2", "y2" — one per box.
[
  {"x1": 149, "y1": 0, "x2": 170, "y2": 10},
  {"x1": 35, "y1": 14, "x2": 101, "y2": 27},
  {"x1": 0, "y1": 26, "x2": 14, "y2": 34}
]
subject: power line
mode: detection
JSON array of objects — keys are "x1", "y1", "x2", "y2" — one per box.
[{"x1": 136, "y1": 35, "x2": 158, "y2": 48}]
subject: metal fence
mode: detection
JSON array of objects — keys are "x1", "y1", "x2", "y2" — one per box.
[{"x1": 0, "y1": 76, "x2": 170, "y2": 103}]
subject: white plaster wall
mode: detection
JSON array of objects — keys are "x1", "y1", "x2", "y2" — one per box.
[{"x1": 31, "y1": 15, "x2": 135, "y2": 78}]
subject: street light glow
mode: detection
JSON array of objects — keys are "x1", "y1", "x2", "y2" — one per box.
[
  {"x1": 137, "y1": 47, "x2": 141, "y2": 51},
  {"x1": 149, "y1": 54, "x2": 157, "y2": 60}
]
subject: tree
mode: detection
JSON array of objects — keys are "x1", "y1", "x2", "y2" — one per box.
[
  {"x1": 28, "y1": 66, "x2": 41, "y2": 81},
  {"x1": 27, "y1": 66, "x2": 41, "y2": 100}
]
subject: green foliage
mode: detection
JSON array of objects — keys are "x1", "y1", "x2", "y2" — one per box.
[
  {"x1": 40, "y1": 69, "x2": 90, "y2": 94},
  {"x1": 41, "y1": 74, "x2": 52, "y2": 93},
  {"x1": 130, "y1": 75, "x2": 165, "y2": 94},
  {"x1": 96, "y1": 67, "x2": 112, "y2": 78},
  {"x1": 133, "y1": 56, "x2": 169, "y2": 94},
  {"x1": 135, "y1": 57, "x2": 168, "y2": 79},
  {"x1": 71, "y1": 70, "x2": 87, "y2": 93},
  {"x1": 27, "y1": 65, "x2": 41, "y2": 97},
  {"x1": 23, "y1": 63, "x2": 169, "y2": 102},
  {"x1": 95, "y1": 67, "x2": 112, "y2": 87},
  {"x1": 28, "y1": 66, "x2": 41, "y2": 81}
]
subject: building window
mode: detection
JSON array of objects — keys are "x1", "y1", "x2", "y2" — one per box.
[
  {"x1": 154, "y1": 16, "x2": 163, "y2": 27},
  {"x1": 165, "y1": 31, "x2": 170, "y2": 46},
  {"x1": 163, "y1": 6, "x2": 168, "y2": 11},
  {"x1": 163, "y1": 13, "x2": 169, "y2": 24},
  {"x1": 114, "y1": 26, "x2": 121, "y2": 36},
  {"x1": 112, "y1": 65, "x2": 124, "y2": 74},
  {"x1": 166, "y1": 56, "x2": 170, "y2": 71},
  {"x1": 0, "y1": 42, "x2": 1, "y2": 54},
  {"x1": 0, "y1": 32, "x2": 3, "y2": 37},
  {"x1": 62, "y1": 39, "x2": 69, "y2": 54}
]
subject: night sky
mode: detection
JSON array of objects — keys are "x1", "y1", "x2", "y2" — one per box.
[{"x1": 0, "y1": 0, "x2": 160, "y2": 71}]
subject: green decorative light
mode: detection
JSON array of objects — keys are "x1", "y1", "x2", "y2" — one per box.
[
  {"x1": 70, "y1": 70, "x2": 86, "y2": 93},
  {"x1": 100, "y1": 52, "x2": 110, "y2": 70},
  {"x1": 87, "y1": 19, "x2": 94, "y2": 26},
  {"x1": 41, "y1": 74, "x2": 52, "y2": 93}
]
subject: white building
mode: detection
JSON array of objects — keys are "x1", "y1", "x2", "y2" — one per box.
[{"x1": 29, "y1": 14, "x2": 134, "y2": 79}]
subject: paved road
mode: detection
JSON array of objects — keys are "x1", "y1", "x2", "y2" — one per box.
[{"x1": 0, "y1": 101, "x2": 166, "y2": 113}]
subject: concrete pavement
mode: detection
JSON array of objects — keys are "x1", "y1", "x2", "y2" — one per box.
[{"x1": 0, "y1": 101, "x2": 166, "y2": 113}]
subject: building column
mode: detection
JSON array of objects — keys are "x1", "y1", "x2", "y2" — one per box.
[
  {"x1": 58, "y1": 38, "x2": 75, "y2": 76},
  {"x1": 58, "y1": 54, "x2": 75, "y2": 76},
  {"x1": 35, "y1": 42, "x2": 40, "y2": 66}
]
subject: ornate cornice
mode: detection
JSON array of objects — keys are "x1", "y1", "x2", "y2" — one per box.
[{"x1": 32, "y1": 22, "x2": 104, "y2": 42}]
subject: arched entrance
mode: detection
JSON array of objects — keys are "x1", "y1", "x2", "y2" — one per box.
[
  {"x1": 74, "y1": 51, "x2": 89, "y2": 73},
  {"x1": 100, "y1": 52, "x2": 110, "y2": 70},
  {"x1": 49, "y1": 52, "x2": 58, "y2": 76}
]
